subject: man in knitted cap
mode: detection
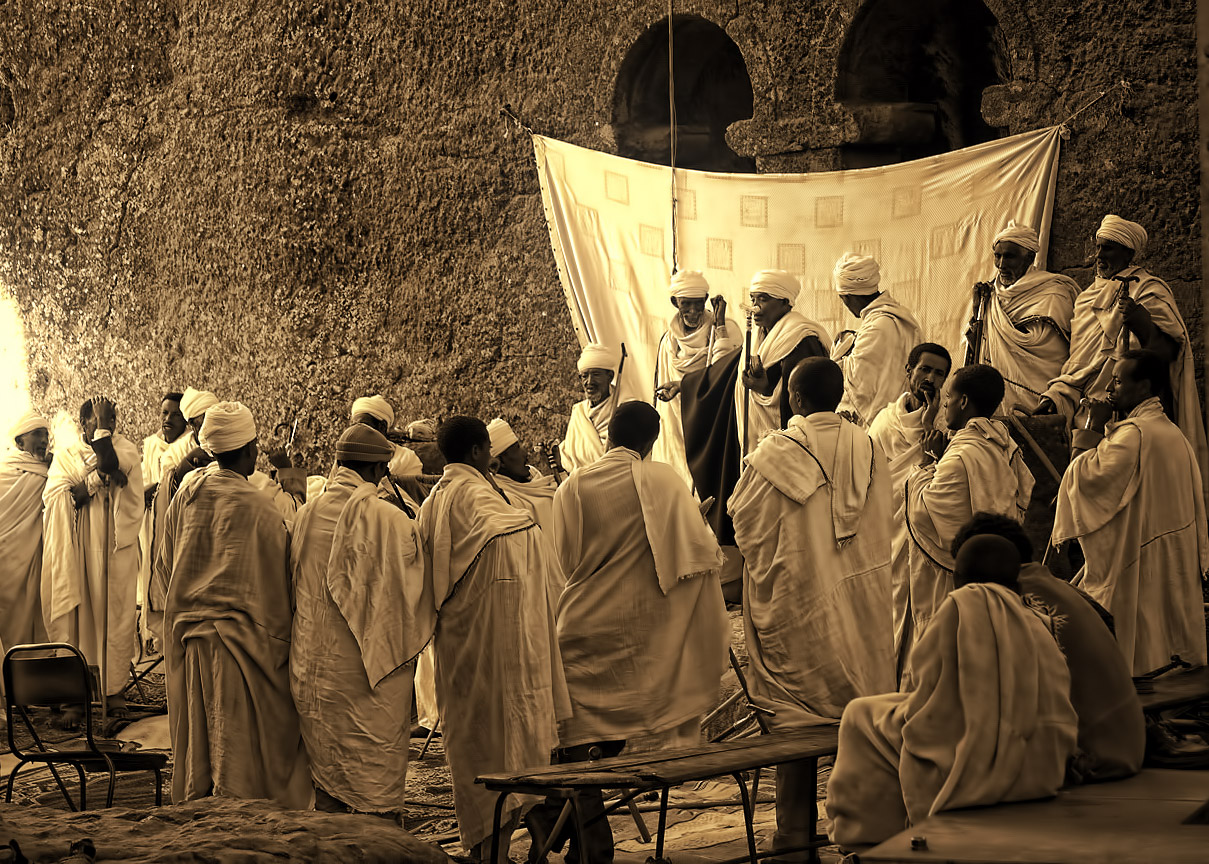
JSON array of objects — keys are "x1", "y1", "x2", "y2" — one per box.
[
  {"x1": 417, "y1": 416, "x2": 568, "y2": 861},
  {"x1": 529, "y1": 401, "x2": 727, "y2": 863},
  {"x1": 1035, "y1": 215, "x2": 1207, "y2": 495},
  {"x1": 157, "y1": 401, "x2": 311, "y2": 808},
  {"x1": 652, "y1": 270, "x2": 740, "y2": 486},
  {"x1": 0, "y1": 410, "x2": 51, "y2": 650},
  {"x1": 290, "y1": 424, "x2": 434, "y2": 819},
  {"x1": 729, "y1": 358, "x2": 894, "y2": 857},
  {"x1": 42, "y1": 397, "x2": 143, "y2": 722},
  {"x1": 958, "y1": 221, "x2": 1079, "y2": 413},
  {"x1": 830, "y1": 253, "x2": 922, "y2": 427},
  {"x1": 560, "y1": 342, "x2": 621, "y2": 473}
]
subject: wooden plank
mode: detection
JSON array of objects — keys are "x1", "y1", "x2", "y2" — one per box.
[
  {"x1": 477, "y1": 726, "x2": 838, "y2": 788},
  {"x1": 1139, "y1": 666, "x2": 1209, "y2": 713},
  {"x1": 863, "y1": 771, "x2": 1209, "y2": 863}
]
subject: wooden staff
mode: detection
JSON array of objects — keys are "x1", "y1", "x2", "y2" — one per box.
[
  {"x1": 964, "y1": 282, "x2": 993, "y2": 367},
  {"x1": 742, "y1": 309, "x2": 753, "y2": 457}
]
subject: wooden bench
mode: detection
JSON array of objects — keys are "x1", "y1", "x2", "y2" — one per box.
[
  {"x1": 476, "y1": 726, "x2": 839, "y2": 864},
  {"x1": 860, "y1": 768, "x2": 1209, "y2": 863},
  {"x1": 1138, "y1": 665, "x2": 1209, "y2": 716}
]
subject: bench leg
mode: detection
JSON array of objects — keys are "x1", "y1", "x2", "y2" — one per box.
[
  {"x1": 732, "y1": 772, "x2": 759, "y2": 864},
  {"x1": 806, "y1": 757, "x2": 821, "y2": 864},
  {"x1": 569, "y1": 793, "x2": 591, "y2": 864},
  {"x1": 490, "y1": 792, "x2": 507, "y2": 864},
  {"x1": 652, "y1": 785, "x2": 671, "y2": 863}
]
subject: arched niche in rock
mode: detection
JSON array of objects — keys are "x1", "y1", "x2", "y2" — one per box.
[
  {"x1": 612, "y1": 15, "x2": 756, "y2": 173},
  {"x1": 836, "y1": 0, "x2": 1010, "y2": 169}
]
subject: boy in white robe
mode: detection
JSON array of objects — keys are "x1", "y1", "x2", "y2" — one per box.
[
  {"x1": 1053, "y1": 348, "x2": 1209, "y2": 673},
  {"x1": 0, "y1": 412, "x2": 51, "y2": 649},
  {"x1": 137, "y1": 391, "x2": 186, "y2": 651},
  {"x1": 652, "y1": 270, "x2": 739, "y2": 485},
  {"x1": 729, "y1": 357, "x2": 894, "y2": 857},
  {"x1": 560, "y1": 343, "x2": 620, "y2": 472},
  {"x1": 42, "y1": 398, "x2": 143, "y2": 719},
  {"x1": 959, "y1": 221, "x2": 1079, "y2": 412},
  {"x1": 904, "y1": 364, "x2": 1034, "y2": 657},
  {"x1": 290, "y1": 424, "x2": 434, "y2": 817},
  {"x1": 830, "y1": 253, "x2": 922, "y2": 427},
  {"x1": 417, "y1": 416, "x2": 570, "y2": 862},
  {"x1": 867, "y1": 343, "x2": 952, "y2": 679}
]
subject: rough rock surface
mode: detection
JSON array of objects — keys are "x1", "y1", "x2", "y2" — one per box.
[
  {"x1": 0, "y1": 0, "x2": 1200, "y2": 465},
  {"x1": 0, "y1": 798, "x2": 449, "y2": 863}
]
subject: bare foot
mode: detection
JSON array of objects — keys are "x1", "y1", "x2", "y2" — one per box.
[{"x1": 57, "y1": 705, "x2": 84, "y2": 731}]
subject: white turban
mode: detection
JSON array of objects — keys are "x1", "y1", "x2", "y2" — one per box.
[
  {"x1": 10, "y1": 410, "x2": 47, "y2": 440},
  {"x1": 832, "y1": 253, "x2": 881, "y2": 296},
  {"x1": 351, "y1": 394, "x2": 394, "y2": 426},
  {"x1": 992, "y1": 220, "x2": 1041, "y2": 253},
  {"x1": 669, "y1": 270, "x2": 710, "y2": 300},
  {"x1": 577, "y1": 343, "x2": 620, "y2": 374},
  {"x1": 749, "y1": 270, "x2": 800, "y2": 304},
  {"x1": 406, "y1": 419, "x2": 437, "y2": 441},
  {"x1": 1096, "y1": 214, "x2": 1147, "y2": 256},
  {"x1": 180, "y1": 387, "x2": 219, "y2": 421},
  {"x1": 487, "y1": 418, "x2": 519, "y2": 458},
  {"x1": 198, "y1": 401, "x2": 257, "y2": 456}
]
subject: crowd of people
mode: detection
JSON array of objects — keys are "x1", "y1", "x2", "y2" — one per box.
[{"x1": 0, "y1": 212, "x2": 1205, "y2": 860}]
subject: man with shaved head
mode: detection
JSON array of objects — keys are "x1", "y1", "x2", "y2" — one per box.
[
  {"x1": 417, "y1": 416, "x2": 569, "y2": 862},
  {"x1": 532, "y1": 401, "x2": 728, "y2": 862},
  {"x1": 827, "y1": 516, "x2": 1077, "y2": 849},
  {"x1": 729, "y1": 357, "x2": 894, "y2": 857}
]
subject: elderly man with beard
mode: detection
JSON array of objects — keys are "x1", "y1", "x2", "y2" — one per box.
[
  {"x1": 560, "y1": 343, "x2": 621, "y2": 473},
  {"x1": 652, "y1": 270, "x2": 739, "y2": 485},
  {"x1": 0, "y1": 411, "x2": 52, "y2": 650},
  {"x1": 867, "y1": 343, "x2": 953, "y2": 678},
  {"x1": 960, "y1": 222, "x2": 1079, "y2": 413},
  {"x1": 1035, "y1": 215, "x2": 1207, "y2": 496}
]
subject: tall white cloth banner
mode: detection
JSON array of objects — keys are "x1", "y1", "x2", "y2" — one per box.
[{"x1": 534, "y1": 128, "x2": 1063, "y2": 403}]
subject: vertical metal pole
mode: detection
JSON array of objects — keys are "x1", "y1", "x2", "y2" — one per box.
[{"x1": 100, "y1": 484, "x2": 111, "y2": 720}]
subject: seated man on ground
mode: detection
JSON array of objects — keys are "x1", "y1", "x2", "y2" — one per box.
[
  {"x1": 954, "y1": 512, "x2": 1144, "y2": 784},
  {"x1": 826, "y1": 528, "x2": 1078, "y2": 849}
]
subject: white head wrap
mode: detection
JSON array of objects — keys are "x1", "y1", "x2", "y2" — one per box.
[
  {"x1": 748, "y1": 270, "x2": 800, "y2": 305},
  {"x1": 1096, "y1": 215, "x2": 1147, "y2": 256},
  {"x1": 832, "y1": 253, "x2": 881, "y2": 296},
  {"x1": 992, "y1": 220, "x2": 1041, "y2": 253},
  {"x1": 198, "y1": 401, "x2": 257, "y2": 456},
  {"x1": 487, "y1": 418, "x2": 519, "y2": 458},
  {"x1": 351, "y1": 394, "x2": 394, "y2": 426},
  {"x1": 10, "y1": 410, "x2": 48, "y2": 441},
  {"x1": 180, "y1": 387, "x2": 219, "y2": 422},
  {"x1": 577, "y1": 343, "x2": 620, "y2": 374},
  {"x1": 669, "y1": 270, "x2": 710, "y2": 300},
  {"x1": 406, "y1": 419, "x2": 437, "y2": 441}
]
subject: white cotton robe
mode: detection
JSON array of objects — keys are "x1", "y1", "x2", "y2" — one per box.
[
  {"x1": 826, "y1": 583, "x2": 1077, "y2": 848},
  {"x1": 1053, "y1": 398, "x2": 1209, "y2": 673},
  {"x1": 1041, "y1": 266, "x2": 1209, "y2": 499},
  {"x1": 290, "y1": 467, "x2": 435, "y2": 813},
  {"x1": 497, "y1": 466, "x2": 565, "y2": 597},
  {"x1": 868, "y1": 394, "x2": 940, "y2": 677},
  {"x1": 137, "y1": 432, "x2": 177, "y2": 646},
  {"x1": 561, "y1": 399, "x2": 612, "y2": 472},
  {"x1": 0, "y1": 450, "x2": 49, "y2": 648},
  {"x1": 960, "y1": 267, "x2": 1079, "y2": 412},
  {"x1": 417, "y1": 463, "x2": 570, "y2": 850},
  {"x1": 728, "y1": 413, "x2": 895, "y2": 727},
  {"x1": 652, "y1": 311, "x2": 740, "y2": 486},
  {"x1": 735, "y1": 311, "x2": 831, "y2": 451},
  {"x1": 158, "y1": 467, "x2": 311, "y2": 808},
  {"x1": 904, "y1": 418, "x2": 1034, "y2": 655},
  {"x1": 42, "y1": 434, "x2": 143, "y2": 696},
  {"x1": 553, "y1": 447, "x2": 728, "y2": 748},
  {"x1": 832, "y1": 293, "x2": 921, "y2": 427}
]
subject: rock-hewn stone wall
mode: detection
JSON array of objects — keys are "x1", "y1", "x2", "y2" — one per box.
[{"x1": 0, "y1": 0, "x2": 1198, "y2": 466}]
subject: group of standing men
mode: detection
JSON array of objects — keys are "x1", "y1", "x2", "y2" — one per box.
[{"x1": 0, "y1": 211, "x2": 1206, "y2": 858}]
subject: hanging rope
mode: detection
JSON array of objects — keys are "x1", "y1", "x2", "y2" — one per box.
[
  {"x1": 667, "y1": 0, "x2": 679, "y2": 274},
  {"x1": 1057, "y1": 79, "x2": 1130, "y2": 138}
]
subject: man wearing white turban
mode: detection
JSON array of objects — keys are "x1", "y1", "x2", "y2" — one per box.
[
  {"x1": 958, "y1": 221, "x2": 1080, "y2": 413},
  {"x1": 42, "y1": 397, "x2": 143, "y2": 721},
  {"x1": 830, "y1": 253, "x2": 922, "y2": 427},
  {"x1": 290, "y1": 424, "x2": 434, "y2": 818},
  {"x1": 560, "y1": 342, "x2": 621, "y2": 473},
  {"x1": 0, "y1": 410, "x2": 51, "y2": 650},
  {"x1": 347, "y1": 393, "x2": 424, "y2": 512},
  {"x1": 1035, "y1": 214, "x2": 1208, "y2": 497},
  {"x1": 652, "y1": 270, "x2": 740, "y2": 486},
  {"x1": 488, "y1": 417, "x2": 561, "y2": 574},
  {"x1": 157, "y1": 401, "x2": 311, "y2": 808},
  {"x1": 737, "y1": 269, "x2": 831, "y2": 449}
]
